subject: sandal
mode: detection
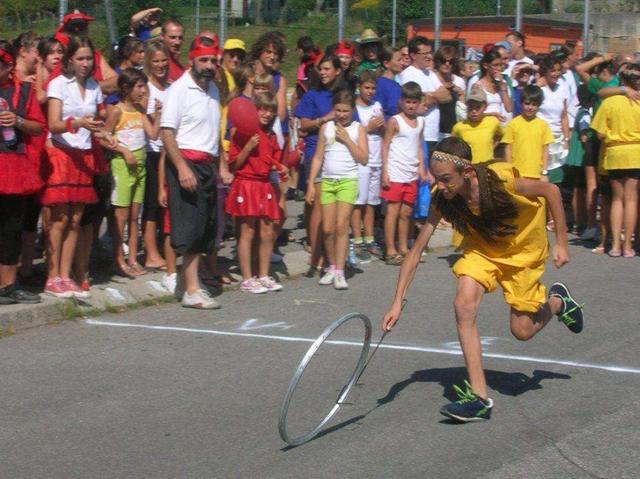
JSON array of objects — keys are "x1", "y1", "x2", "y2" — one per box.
[
  {"x1": 591, "y1": 246, "x2": 605, "y2": 255},
  {"x1": 144, "y1": 262, "x2": 167, "y2": 272},
  {"x1": 128, "y1": 262, "x2": 147, "y2": 276},
  {"x1": 385, "y1": 253, "x2": 404, "y2": 266},
  {"x1": 623, "y1": 249, "x2": 636, "y2": 258},
  {"x1": 608, "y1": 250, "x2": 622, "y2": 257},
  {"x1": 114, "y1": 263, "x2": 135, "y2": 279}
]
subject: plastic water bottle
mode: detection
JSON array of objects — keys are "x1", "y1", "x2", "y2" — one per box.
[
  {"x1": 0, "y1": 98, "x2": 17, "y2": 147},
  {"x1": 348, "y1": 239, "x2": 358, "y2": 267}
]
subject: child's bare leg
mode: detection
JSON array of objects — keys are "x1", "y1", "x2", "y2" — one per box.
[
  {"x1": 258, "y1": 218, "x2": 275, "y2": 278},
  {"x1": 397, "y1": 203, "x2": 413, "y2": 254},
  {"x1": 384, "y1": 202, "x2": 400, "y2": 257},
  {"x1": 60, "y1": 205, "x2": 83, "y2": 279},
  {"x1": 163, "y1": 235, "x2": 177, "y2": 275},
  {"x1": 335, "y1": 202, "x2": 354, "y2": 271},
  {"x1": 597, "y1": 194, "x2": 611, "y2": 250},
  {"x1": 113, "y1": 206, "x2": 129, "y2": 268},
  {"x1": 321, "y1": 203, "x2": 337, "y2": 268},
  {"x1": 509, "y1": 297, "x2": 562, "y2": 341},
  {"x1": 622, "y1": 177, "x2": 638, "y2": 253},
  {"x1": 351, "y1": 205, "x2": 364, "y2": 240},
  {"x1": 584, "y1": 166, "x2": 598, "y2": 228},
  {"x1": 128, "y1": 202, "x2": 141, "y2": 266},
  {"x1": 307, "y1": 187, "x2": 324, "y2": 268},
  {"x1": 237, "y1": 218, "x2": 257, "y2": 281},
  {"x1": 610, "y1": 179, "x2": 624, "y2": 253},
  {"x1": 44, "y1": 204, "x2": 69, "y2": 279},
  {"x1": 453, "y1": 276, "x2": 488, "y2": 399},
  {"x1": 363, "y1": 204, "x2": 375, "y2": 240}
]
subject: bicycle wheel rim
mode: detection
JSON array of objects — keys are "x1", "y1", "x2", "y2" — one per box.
[{"x1": 278, "y1": 312, "x2": 372, "y2": 446}]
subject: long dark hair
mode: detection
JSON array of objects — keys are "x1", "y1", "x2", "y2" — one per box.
[
  {"x1": 432, "y1": 137, "x2": 518, "y2": 240},
  {"x1": 309, "y1": 54, "x2": 343, "y2": 91},
  {"x1": 62, "y1": 35, "x2": 95, "y2": 78},
  {"x1": 479, "y1": 49, "x2": 503, "y2": 78}
]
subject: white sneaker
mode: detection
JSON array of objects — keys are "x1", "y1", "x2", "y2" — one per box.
[
  {"x1": 161, "y1": 273, "x2": 177, "y2": 293},
  {"x1": 318, "y1": 271, "x2": 335, "y2": 286},
  {"x1": 333, "y1": 274, "x2": 348, "y2": 290},
  {"x1": 181, "y1": 289, "x2": 220, "y2": 309},
  {"x1": 258, "y1": 276, "x2": 283, "y2": 292},
  {"x1": 580, "y1": 226, "x2": 598, "y2": 241},
  {"x1": 270, "y1": 252, "x2": 284, "y2": 264},
  {"x1": 240, "y1": 278, "x2": 268, "y2": 294}
]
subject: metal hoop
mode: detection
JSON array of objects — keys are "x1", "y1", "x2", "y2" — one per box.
[{"x1": 278, "y1": 312, "x2": 372, "y2": 446}]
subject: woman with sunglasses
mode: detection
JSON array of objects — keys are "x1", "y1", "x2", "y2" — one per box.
[{"x1": 433, "y1": 46, "x2": 466, "y2": 139}]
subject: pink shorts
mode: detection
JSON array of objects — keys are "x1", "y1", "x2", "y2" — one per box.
[{"x1": 381, "y1": 180, "x2": 418, "y2": 205}]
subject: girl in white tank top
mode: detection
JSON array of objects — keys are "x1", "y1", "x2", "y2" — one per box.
[{"x1": 305, "y1": 91, "x2": 369, "y2": 290}]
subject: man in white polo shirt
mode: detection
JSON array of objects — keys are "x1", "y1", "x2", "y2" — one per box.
[
  {"x1": 160, "y1": 35, "x2": 222, "y2": 309},
  {"x1": 398, "y1": 36, "x2": 451, "y2": 155}
]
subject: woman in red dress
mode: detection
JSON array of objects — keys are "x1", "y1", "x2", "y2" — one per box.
[{"x1": 0, "y1": 40, "x2": 46, "y2": 304}]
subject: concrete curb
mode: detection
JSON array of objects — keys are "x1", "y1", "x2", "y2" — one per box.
[{"x1": 0, "y1": 229, "x2": 452, "y2": 335}]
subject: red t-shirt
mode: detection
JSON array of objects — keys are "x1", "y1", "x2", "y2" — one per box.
[
  {"x1": 168, "y1": 54, "x2": 185, "y2": 84},
  {"x1": 229, "y1": 131, "x2": 283, "y2": 181}
]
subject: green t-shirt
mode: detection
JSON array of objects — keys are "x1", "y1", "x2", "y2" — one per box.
[{"x1": 587, "y1": 76, "x2": 620, "y2": 113}]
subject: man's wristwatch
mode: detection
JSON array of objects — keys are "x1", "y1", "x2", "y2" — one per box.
[{"x1": 16, "y1": 116, "x2": 25, "y2": 129}]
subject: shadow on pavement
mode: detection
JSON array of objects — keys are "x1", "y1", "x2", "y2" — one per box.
[{"x1": 378, "y1": 367, "x2": 572, "y2": 405}]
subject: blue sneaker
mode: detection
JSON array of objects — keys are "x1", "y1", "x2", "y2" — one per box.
[
  {"x1": 440, "y1": 380, "x2": 493, "y2": 423},
  {"x1": 549, "y1": 282, "x2": 584, "y2": 333}
]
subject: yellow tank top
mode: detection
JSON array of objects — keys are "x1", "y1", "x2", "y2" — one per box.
[{"x1": 115, "y1": 107, "x2": 145, "y2": 152}]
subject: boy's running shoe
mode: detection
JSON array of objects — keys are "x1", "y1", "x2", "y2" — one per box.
[
  {"x1": 355, "y1": 244, "x2": 372, "y2": 264},
  {"x1": 440, "y1": 380, "x2": 493, "y2": 423},
  {"x1": 348, "y1": 240, "x2": 358, "y2": 266},
  {"x1": 366, "y1": 241, "x2": 384, "y2": 259},
  {"x1": 549, "y1": 282, "x2": 584, "y2": 333}
]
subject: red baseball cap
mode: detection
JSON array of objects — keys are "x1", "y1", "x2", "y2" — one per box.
[{"x1": 62, "y1": 11, "x2": 95, "y2": 25}]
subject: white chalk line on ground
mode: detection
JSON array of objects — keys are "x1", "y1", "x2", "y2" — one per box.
[{"x1": 84, "y1": 319, "x2": 640, "y2": 375}]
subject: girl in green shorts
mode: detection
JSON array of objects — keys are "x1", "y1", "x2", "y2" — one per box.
[
  {"x1": 103, "y1": 68, "x2": 161, "y2": 277},
  {"x1": 306, "y1": 90, "x2": 369, "y2": 290}
]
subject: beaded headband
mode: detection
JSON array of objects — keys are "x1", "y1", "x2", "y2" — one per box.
[{"x1": 431, "y1": 151, "x2": 472, "y2": 168}]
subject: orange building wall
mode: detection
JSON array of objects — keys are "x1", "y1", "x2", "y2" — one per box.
[{"x1": 409, "y1": 22, "x2": 583, "y2": 54}]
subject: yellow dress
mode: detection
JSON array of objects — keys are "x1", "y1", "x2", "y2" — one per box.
[
  {"x1": 590, "y1": 95, "x2": 640, "y2": 171},
  {"x1": 452, "y1": 162, "x2": 548, "y2": 313}
]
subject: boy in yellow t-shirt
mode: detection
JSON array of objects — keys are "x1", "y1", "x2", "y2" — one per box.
[
  {"x1": 452, "y1": 88, "x2": 503, "y2": 164},
  {"x1": 502, "y1": 85, "x2": 554, "y2": 179}
]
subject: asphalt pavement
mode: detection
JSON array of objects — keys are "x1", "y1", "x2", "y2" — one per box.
[{"x1": 1, "y1": 241, "x2": 639, "y2": 478}]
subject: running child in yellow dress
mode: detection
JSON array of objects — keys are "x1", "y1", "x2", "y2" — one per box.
[{"x1": 381, "y1": 136, "x2": 584, "y2": 423}]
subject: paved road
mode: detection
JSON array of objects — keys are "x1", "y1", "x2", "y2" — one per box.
[{"x1": 2, "y1": 243, "x2": 639, "y2": 478}]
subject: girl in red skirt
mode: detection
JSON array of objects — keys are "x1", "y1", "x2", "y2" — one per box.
[
  {"x1": 225, "y1": 93, "x2": 288, "y2": 294},
  {"x1": 0, "y1": 40, "x2": 45, "y2": 304},
  {"x1": 42, "y1": 35, "x2": 115, "y2": 298}
]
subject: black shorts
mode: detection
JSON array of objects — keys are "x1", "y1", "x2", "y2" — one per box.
[
  {"x1": 582, "y1": 136, "x2": 599, "y2": 168},
  {"x1": 0, "y1": 195, "x2": 26, "y2": 265},
  {"x1": 142, "y1": 150, "x2": 161, "y2": 222},
  {"x1": 166, "y1": 160, "x2": 217, "y2": 255},
  {"x1": 80, "y1": 174, "x2": 111, "y2": 227},
  {"x1": 564, "y1": 166, "x2": 586, "y2": 189},
  {"x1": 608, "y1": 169, "x2": 640, "y2": 180}
]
